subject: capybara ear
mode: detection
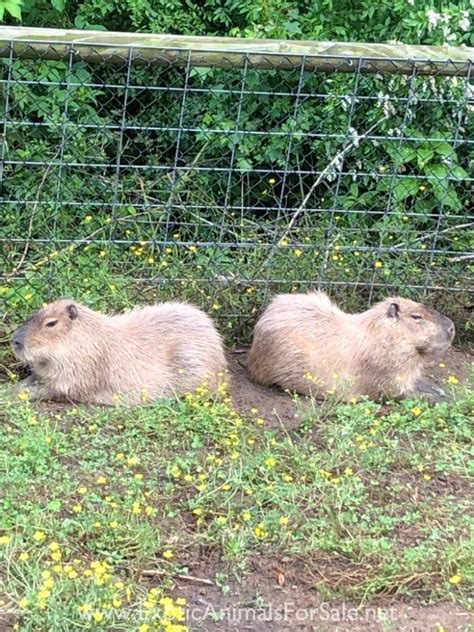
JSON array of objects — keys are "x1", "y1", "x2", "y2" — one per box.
[
  {"x1": 387, "y1": 302, "x2": 400, "y2": 318},
  {"x1": 67, "y1": 304, "x2": 79, "y2": 320}
]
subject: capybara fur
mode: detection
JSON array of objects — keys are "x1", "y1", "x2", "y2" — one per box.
[
  {"x1": 12, "y1": 299, "x2": 227, "y2": 405},
  {"x1": 247, "y1": 292, "x2": 455, "y2": 401}
]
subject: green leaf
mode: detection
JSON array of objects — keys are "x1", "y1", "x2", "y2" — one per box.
[
  {"x1": 440, "y1": 189, "x2": 462, "y2": 211},
  {"x1": 47, "y1": 499, "x2": 62, "y2": 512},
  {"x1": 396, "y1": 146, "x2": 417, "y2": 165},
  {"x1": 2, "y1": 0, "x2": 22, "y2": 19},
  {"x1": 393, "y1": 177, "x2": 419, "y2": 201},
  {"x1": 434, "y1": 141, "x2": 454, "y2": 157},
  {"x1": 430, "y1": 164, "x2": 449, "y2": 179},
  {"x1": 51, "y1": 0, "x2": 65, "y2": 11},
  {"x1": 451, "y1": 166, "x2": 468, "y2": 180},
  {"x1": 417, "y1": 148, "x2": 434, "y2": 169}
]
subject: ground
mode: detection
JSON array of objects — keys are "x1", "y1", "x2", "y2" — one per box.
[{"x1": 0, "y1": 346, "x2": 472, "y2": 631}]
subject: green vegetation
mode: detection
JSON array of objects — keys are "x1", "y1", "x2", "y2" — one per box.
[{"x1": 0, "y1": 376, "x2": 472, "y2": 629}]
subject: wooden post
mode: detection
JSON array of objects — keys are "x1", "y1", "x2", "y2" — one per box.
[{"x1": 0, "y1": 27, "x2": 472, "y2": 75}]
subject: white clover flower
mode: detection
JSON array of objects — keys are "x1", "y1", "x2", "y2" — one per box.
[
  {"x1": 426, "y1": 9, "x2": 441, "y2": 30},
  {"x1": 348, "y1": 127, "x2": 360, "y2": 147},
  {"x1": 459, "y1": 11, "x2": 470, "y2": 31}
]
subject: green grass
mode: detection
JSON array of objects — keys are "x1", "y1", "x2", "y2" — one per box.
[{"x1": 0, "y1": 376, "x2": 473, "y2": 630}]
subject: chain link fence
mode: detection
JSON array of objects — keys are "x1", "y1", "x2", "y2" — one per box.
[{"x1": 0, "y1": 31, "x2": 473, "y2": 343}]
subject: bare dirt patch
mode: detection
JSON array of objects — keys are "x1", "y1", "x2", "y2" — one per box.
[{"x1": 167, "y1": 557, "x2": 473, "y2": 631}]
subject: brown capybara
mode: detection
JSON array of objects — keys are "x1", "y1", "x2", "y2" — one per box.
[
  {"x1": 247, "y1": 292, "x2": 455, "y2": 401},
  {"x1": 11, "y1": 299, "x2": 227, "y2": 405}
]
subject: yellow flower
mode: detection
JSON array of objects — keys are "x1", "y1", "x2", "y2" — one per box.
[
  {"x1": 423, "y1": 473, "x2": 432, "y2": 481},
  {"x1": 294, "y1": 248, "x2": 303, "y2": 257},
  {"x1": 139, "y1": 625, "x2": 150, "y2": 632},
  {"x1": 127, "y1": 456, "x2": 140, "y2": 466},
  {"x1": 72, "y1": 504, "x2": 82, "y2": 513},
  {"x1": 411, "y1": 406, "x2": 422, "y2": 416},
  {"x1": 268, "y1": 177, "x2": 276, "y2": 184},
  {"x1": 438, "y1": 362, "x2": 446, "y2": 368},
  {"x1": 33, "y1": 531, "x2": 46, "y2": 542},
  {"x1": 374, "y1": 261, "x2": 383, "y2": 268},
  {"x1": 19, "y1": 598, "x2": 29, "y2": 609},
  {"x1": 19, "y1": 552, "x2": 29, "y2": 561},
  {"x1": 79, "y1": 603, "x2": 92, "y2": 613},
  {"x1": 51, "y1": 551, "x2": 61, "y2": 561},
  {"x1": 254, "y1": 522, "x2": 268, "y2": 538},
  {"x1": 78, "y1": 487, "x2": 88, "y2": 495},
  {"x1": 115, "y1": 452, "x2": 124, "y2": 460},
  {"x1": 17, "y1": 392, "x2": 30, "y2": 401},
  {"x1": 279, "y1": 516, "x2": 289, "y2": 526},
  {"x1": 145, "y1": 505, "x2": 154, "y2": 515},
  {"x1": 110, "y1": 521, "x2": 119, "y2": 529},
  {"x1": 0, "y1": 536, "x2": 10, "y2": 545},
  {"x1": 93, "y1": 611, "x2": 104, "y2": 622},
  {"x1": 265, "y1": 457, "x2": 276, "y2": 468},
  {"x1": 448, "y1": 574, "x2": 462, "y2": 585},
  {"x1": 96, "y1": 476, "x2": 107, "y2": 485},
  {"x1": 84, "y1": 215, "x2": 93, "y2": 222},
  {"x1": 163, "y1": 549, "x2": 174, "y2": 559},
  {"x1": 447, "y1": 375, "x2": 459, "y2": 385},
  {"x1": 344, "y1": 467, "x2": 354, "y2": 476},
  {"x1": 193, "y1": 508, "x2": 203, "y2": 516}
]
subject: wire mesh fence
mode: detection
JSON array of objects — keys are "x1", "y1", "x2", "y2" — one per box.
[{"x1": 0, "y1": 31, "x2": 473, "y2": 343}]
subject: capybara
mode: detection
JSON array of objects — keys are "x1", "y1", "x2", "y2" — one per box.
[
  {"x1": 12, "y1": 299, "x2": 227, "y2": 405},
  {"x1": 247, "y1": 292, "x2": 455, "y2": 401}
]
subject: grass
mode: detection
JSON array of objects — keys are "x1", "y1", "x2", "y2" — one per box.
[{"x1": 0, "y1": 374, "x2": 473, "y2": 630}]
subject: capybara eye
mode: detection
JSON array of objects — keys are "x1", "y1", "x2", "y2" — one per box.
[
  {"x1": 45, "y1": 319, "x2": 58, "y2": 328},
  {"x1": 411, "y1": 314, "x2": 423, "y2": 320}
]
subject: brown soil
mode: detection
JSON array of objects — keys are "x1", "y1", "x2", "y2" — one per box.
[{"x1": 166, "y1": 557, "x2": 473, "y2": 631}]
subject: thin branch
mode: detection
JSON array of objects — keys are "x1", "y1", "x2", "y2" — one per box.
[
  {"x1": 141, "y1": 568, "x2": 213, "y2": 585},
  {"x1": 392, "y1": 222, "x2": 474, "y2": 249},
  {"x1": 281, "y1": 114, "x2": 390, "y2": 241},
  {"x1": 12, "y1": 149, "x2": 61, "y2": 274},
  {"x1": 449, "y1": 253, "x2": 474, "y2": 262}
]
